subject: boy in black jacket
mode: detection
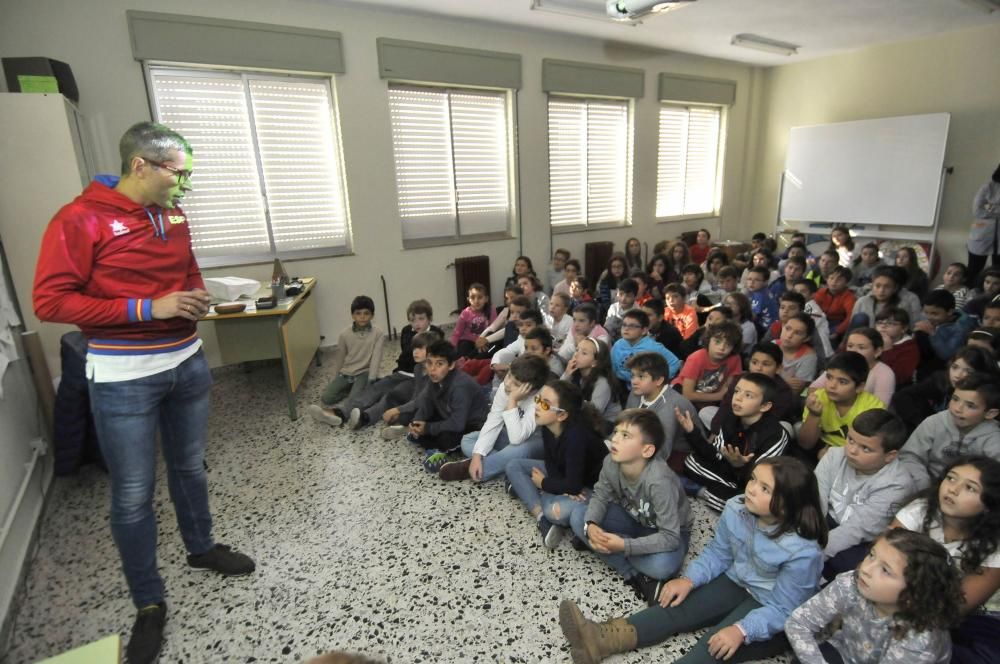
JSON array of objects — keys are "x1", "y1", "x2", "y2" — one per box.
[
  {"x1": 409, "y1": 340, "x2": 489, "y2": 473},
  {"x1": 679, "y1": 372, "x2": 789, "y2": 510}
]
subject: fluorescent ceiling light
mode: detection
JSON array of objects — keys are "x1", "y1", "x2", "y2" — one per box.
[
  {"x1": 958, "y1": 0, "x2": 1000, "y2": 13},
  {"x1": 531, "y1": 0, "x2": 639, "y2": 24},
  {"x1": 731, "y1": 33, "x2": 800, "y2": 56}
]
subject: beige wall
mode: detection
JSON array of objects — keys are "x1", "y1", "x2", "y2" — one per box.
[
  {"x1": 748, "y1": 21, "x2": 1000, "y2": 274},
  {"x1": 0, "y1": 0, "x2": 758, "y2": 366}
]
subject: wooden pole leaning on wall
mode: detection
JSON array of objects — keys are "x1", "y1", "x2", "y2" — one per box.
[{"x1": 20, "y1": 330, "x2": 54, "y2": 442}]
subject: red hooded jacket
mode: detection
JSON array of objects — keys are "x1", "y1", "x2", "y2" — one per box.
[{"x1": 33, "y1": 176, "x2": 204, "y2": 353}]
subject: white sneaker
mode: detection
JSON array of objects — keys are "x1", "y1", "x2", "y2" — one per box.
[
  {"x1": 307, "y1": 404, "x2": 342, "y2": 427},
  {"x1": 348, "y1": 408, "x2": 364, "y2": 430},
  {"x1": 380, "y1": 425, "x2": 407, "y2": 440}
]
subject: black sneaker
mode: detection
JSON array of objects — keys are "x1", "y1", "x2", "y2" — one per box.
[
  {"x1": 569, "y1": 535, "x2": 589, "y2": 551},
  {"x1": 126, "y1": 601, "x2": 166, "y2": 664},
  {"x1": 187, "y1": 544, "x2": 255, "y2": 576},
  {"x1": 626, "y1": 573, "x2": 661, "y2": 606},
  {"x1": 504, "y1": 480, "x2": 516, "y2": 497},
  {"x1": 537, "y1": 516, "x2": 565, "y2": 549}
]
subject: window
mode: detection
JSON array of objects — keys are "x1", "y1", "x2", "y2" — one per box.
[
  {"x1": 547, "y1": 96, "x2": 632, "y2": 229},
  {"x1": 656, "y1": 104, "x2": 724, "y2": 219},
  {"x1": 147, "y1": 66, "x2": 351, "y2": 266},
  {"x1": 387, "y1": 85, "x2": 514, "y2": 245}
]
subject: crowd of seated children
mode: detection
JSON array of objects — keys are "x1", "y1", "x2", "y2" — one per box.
[
  {"x1": 681, "y1": 372, "x2": 790, "y2": 512},
  {"x1": 317, "y1": 231, "x2": 1000, "y2": 663},
  {"x1": 572, "y1": 408, "x2": 693, "y2": 604},
  {"x1": 671, "y1": 321, "x2": 743, "y2": 410},
  {"x1": 561, "y1": 337, "x2": 621, "y2": 429},
  {"x1": 506, "y1": 380, "x2": 608, "y2": 549}
]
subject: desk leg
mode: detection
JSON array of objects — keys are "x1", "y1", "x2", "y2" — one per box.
[{"x1": 277, "y1": 318, "x2": 298, "y2": 420}]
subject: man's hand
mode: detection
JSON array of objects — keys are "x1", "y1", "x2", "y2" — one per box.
[
  {"x1": 707, "y1": 625, "x2": 744, "y2": 660},
  {"x1": 530, "y1": 466, "x2": 546, "y2": 489},
  {"x1": 153, "y1": 289, "x2": 211, "y2": 321},
  {"x1": 658, "y1": 577, "x2": 694, "y2": 608},
  {"x1": 721, "y1": 444, "x2": 754, "y2": 468},
  {"x1": 382, "y1": 407, "x2": 400, "y2": 424},
  {"x1": 469, "y1": 454, "x2": 484, "y2": 481},
  {"x1": 674, "y1": 406, "x2": 695, "y2": 433}
]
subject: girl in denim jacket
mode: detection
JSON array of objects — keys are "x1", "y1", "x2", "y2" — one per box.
[{"x1": 559, "y1": 456, "x2": 827, "y2": 664}]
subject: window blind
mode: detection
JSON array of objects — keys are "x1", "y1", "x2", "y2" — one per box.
[
  {"x1": 388, "y1": 86, "x2": 511, "y2": 242},
  {"x1": 548, "y1": 97, "x2": 631, "y2": 228},
  {"x1": 147, "y1": 67, "x2": 350, "y2": 264},
  {"x1": 656, "y1": 104, "x2": 722, "y2": 218}
]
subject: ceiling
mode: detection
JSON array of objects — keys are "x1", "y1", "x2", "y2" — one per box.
[{"x1": 331, "y1": 0, "x2": 1000, "y2": 66}]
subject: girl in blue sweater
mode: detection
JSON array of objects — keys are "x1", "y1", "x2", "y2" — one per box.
[{"x1": 559, "y1": 456, "x2": 827, "y2": 663}]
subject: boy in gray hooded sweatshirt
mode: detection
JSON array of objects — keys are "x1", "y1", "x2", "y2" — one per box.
[{"x1": 898, "y1": 373, "x2": 1000, "y2": 490}]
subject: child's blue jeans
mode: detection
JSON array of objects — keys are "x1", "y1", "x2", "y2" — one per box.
[
  {"x1": 460, "y1": 429, "x2": 543, "y2": 481},
  {"x1": 505, "y1": 458, "x2": 588, "y2": 525}
]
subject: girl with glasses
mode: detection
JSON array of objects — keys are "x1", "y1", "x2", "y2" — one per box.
[{"x1": 505, "y1": 381, "x2": 608, "y2": 549}]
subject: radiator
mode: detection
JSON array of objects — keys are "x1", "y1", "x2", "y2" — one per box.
[
  {"x1": 452, "y1": 255, "x2": 491, "y2": 314},
  {"x1": 584, "y1": 241, "x2": 614, "y2": 283}
]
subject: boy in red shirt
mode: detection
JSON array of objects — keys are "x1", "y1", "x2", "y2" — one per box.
[
  {"x1": 672, "y1": 321, "x2": 743, "y2": 408},
  {"x1": 663, "y1": 283, "x2": 698, "y2": 340},
  {"x1": 814, "y1": 266, "x2": 856, "y2": 342},
  {"x1": 874, "y1": 307, "x2": 919, "y2": 385}
]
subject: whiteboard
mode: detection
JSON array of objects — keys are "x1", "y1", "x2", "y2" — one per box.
[{"x1": 779, "y1": 113, "x2": 950, "y2": 228}]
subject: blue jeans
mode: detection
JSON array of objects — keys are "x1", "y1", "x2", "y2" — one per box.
[
  {"x1": 571, "y1": 502, "x2": 689, "y2": 580},
  {"x1": 505, "y1": 458, "x2": 588, "y2": 526},
  {"x1": 461, "y1": 429, "x2": 544, "y2": 482},
  {"x1": 89, "y1": 350, "x2": 215, "y2": 608}
]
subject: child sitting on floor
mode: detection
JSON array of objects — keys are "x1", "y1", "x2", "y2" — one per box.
[
  {"x1": 603, "y1": 278, "x2": 638, "y2": 341},
  {"x1": 897, "y1": 373, "x2": 1000, "y2": 490},
  {"x1": 776, "y1": 312, "x2": 818, "y2": 394},
  {"x1": 672, "y1": 320, "x2": 743, "y2": 409},
  {"x1": 745, "y1": 265, "x2": 779, "y2": 336},
  {"x1": 809, "y1": 327, "x2": 895, "y2": 406},
  {"x1": 799, "y1": 351, "x2": 885, "y2": 456},
  {"x1": 452, "y1": 283, "x2": 496, "y2": 358},
  {"x1": 558, "y1": 302, "x2": 611, "y2": 365},
  {"x1": 624, "y1": 352, "x2": 698, "y2": 470},
  {"x1": 814, "y1": 408, "x2": 910, "y2": 580},
  {"x1": 311, "y1": 295, "x2": 386, "y2": 426},
  {"x1": 663, "y1": 283, "x2": 699, "y2": 340},
  {"x1": 913, "y1": 289, "x2": 977, "y2": 375},
  {"x1": 815, "y1": 265, "x2": 856, "y2": 342},
  {"x1": 571, "y1": 409, "x2": 693, "y2": 604},
  {"x1": 680, "y1": 372, "x2": 790, "y2": 512},
  {"x1": 611, "y1": 309, "x2": 682, "y2": 384},
  {"x1": 786, "y1": 528, "x2": 962, "y2": 664},
  {"x1": 875, "y1": 306, "x2": 920, "y2": 386},
  {"x1": 562, "y1": 337, "x2": 621, "y2": 429},
  {"x1": 406, "y1": 340, "x2": 490, "y2": 473},
  {"x1": 546, "y1": 292, "x2": 573, "y2": 351},
  {"x1": 438, "y1": 353, "x2": 550, "y2": 482},
  {"x1": 559, "y1": 456, "x2": 827, "y2": 664},
  {"x1": 506, "y1": 380, "x2": 608, "y2": 549}
]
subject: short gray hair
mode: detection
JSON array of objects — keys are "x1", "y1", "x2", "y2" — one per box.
[{"x1": 119, "y1": 122, "x2": 192, "y2": 175}]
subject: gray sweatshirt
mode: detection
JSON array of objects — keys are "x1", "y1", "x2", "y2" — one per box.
[
  {"x1": 626, "y1": 385, "x2": 699, "y2": 457},
  {"x1": 815, "y1": 447, "x2": 912, "y2": 559},
  {"x1": 898, "y1": 410, "x2": 1000, "y2": 490},
  {"x1": 584, "y1": 455, "x2": 693, "y2": 557},
  {"x1": 786, "y1": 572, "x2": 951, "y2": 664},
  {"x1": 329, "y1": 324, "x2": 386, "y2": 380}
]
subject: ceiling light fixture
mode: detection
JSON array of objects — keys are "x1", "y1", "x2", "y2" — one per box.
[
  {"x1": 958, "y1": 0, "x2": 1000, "y2": 13},
  {"x1": 530, "y1": 0, "x2": 638, "y2": 24},
  {"x1": 606, "y1": 0, "x2": 696, "y2": 21},
  {"x1": 731, "y1": 33, "x2": 800, "y2": 56}
]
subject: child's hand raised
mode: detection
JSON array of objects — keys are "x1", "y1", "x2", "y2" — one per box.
[
  {"x1": 658, "y1": 576, "x2": 694, "y2": 608},
  {"x1": 674, "y1": 406, "x2": 695, "y2": 433},
  {"x1": 804, "y1": 392, "x2": 823, "y2": 417},
  {"x1": 721, "y1": 444, "x2": 754, "y2": 468}
]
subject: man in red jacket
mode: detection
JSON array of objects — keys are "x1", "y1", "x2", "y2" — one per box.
[{"x1": 33, "y1": 122, "x2": 254, "y2": 664}]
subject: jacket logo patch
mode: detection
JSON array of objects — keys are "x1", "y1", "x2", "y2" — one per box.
[
  {"x1": 110, "y1": 220, "x2": 130, "y2": 236},
  {"x1": 169, "y1": 215, "x2": 186, "y2": 225}
]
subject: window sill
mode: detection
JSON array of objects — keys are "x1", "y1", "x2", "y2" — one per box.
[
  {"x1": 402, "y1": 232, "x2": 513, "y2": 250},
  {"x1": 551, "y1": 221, "x2": 629, "y2": 235},
  {"x1": 655, "y1": 213, "x2": 720, "y2": 224}
]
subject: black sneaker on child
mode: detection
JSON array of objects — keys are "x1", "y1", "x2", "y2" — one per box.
[
  {"x1": 504, "y1": 480, "x2": 516, "y2": 497},
  {"x1": 187, "y1": 544, "x2": 255, "y2": 576},
  {"x1": 126, "y1": 601, "x2": 166, "y2": 664},
  {"x1": 625, "y1": 573, "x2": 661, "y2": 606}
]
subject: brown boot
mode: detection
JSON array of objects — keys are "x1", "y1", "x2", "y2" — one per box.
[{"x1": 559, "y1": 600, "x2": 637, "y2": 664}]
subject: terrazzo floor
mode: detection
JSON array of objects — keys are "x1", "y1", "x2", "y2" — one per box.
[{"x1": 3, "y1": 345, "x2": 790, "y2": 664}]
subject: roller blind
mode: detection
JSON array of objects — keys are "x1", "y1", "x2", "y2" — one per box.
[
  {"x1": 148, "y1": 67, "x2": 350, "y2": 265},
  {"x1": 656, "y1": 104, "x2": 723, "y2": 218},
  {"x1": 548, "y1": 97, "x2": 631, "y2": 228},
  {"x1": 388, "y1": 85, "x2": 512, "y2": 242}
]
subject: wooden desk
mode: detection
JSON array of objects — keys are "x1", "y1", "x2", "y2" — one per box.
[{"x1": 203, "y1": 278, "x2": 320, "y2": 419}]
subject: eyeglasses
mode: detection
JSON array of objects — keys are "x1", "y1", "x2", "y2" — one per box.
[
  {"x1": 534, "y1": 394, "x2": 565, "y2": 412},
  {"x1": 145, "y1": 158, "x2": 192, "y2": 182}
]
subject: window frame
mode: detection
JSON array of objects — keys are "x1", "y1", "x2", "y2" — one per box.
[
  {"x1": 546, "y1": 93, "x2": 635, "y2": 234},
  {"x1": 142, "y1": 62, "x2": 354, "y2": 268},
  {"x1": 386, "y1": 81, "x2": 518, "y2": 250},
  {"x1": 654, "y1": 101, "x2": 727, "y2": 223}
]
